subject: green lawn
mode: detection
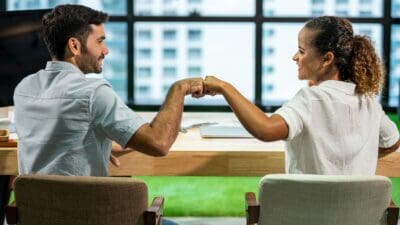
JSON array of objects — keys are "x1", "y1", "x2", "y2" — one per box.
[
  {"x1": 138, "y1": 176, "x2": 400, "y2": 217},
  {"x1": 136, "y1": 176, "x2": 259, "y2": 216}
]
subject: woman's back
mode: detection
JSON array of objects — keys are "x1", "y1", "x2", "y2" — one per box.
[{"x1": 276, "y1": 80, "x2": 397, "y2": 174}]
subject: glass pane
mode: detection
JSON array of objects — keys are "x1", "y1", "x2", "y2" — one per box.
[
  {"x1": 390, "y1": 25, "x2": 400, "y2": 107},
  {"x1": 134, "y1": 0, "x2": 255, "y2": 16},
  {"x1": 262, "y1": 22, "x2": 382, "y2": 106},
  {"x1": 134, "y1": 22, "x2": 255, "y2": 105},
  {"x1": 102, "y1": 23, "x2": 128, "y2": 101},
  {"x1": 352, "y1": 23, "x2": 382, "y2": 57},
  {"x1": 7, "y1": 0, "x2": 126, "y2": 15},
  {"x1": 263, "y1": 0, "x2": 383, "y2": 17},
  {"x1": 262, "y1": 23, "x2": 306, "y2": 106},
  {"x1": 392, "y1": 0, "x2": 400, "y2": 17}
]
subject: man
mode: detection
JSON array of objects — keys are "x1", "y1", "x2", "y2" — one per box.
[{"x1": 13, "y1": 4, "x2": 204, "y2": 176}]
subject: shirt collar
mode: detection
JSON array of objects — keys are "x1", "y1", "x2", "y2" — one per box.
[
  {"x1": 318, "y1": 80, "x2": 356, "y2": 95},
  {"x1": 45, "y1": 61, "x2": 83, "y2": 74}
]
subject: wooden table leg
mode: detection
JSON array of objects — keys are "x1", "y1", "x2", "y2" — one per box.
[{"x1": 0, "y1": 175, "x2": 11, "y2": 225}]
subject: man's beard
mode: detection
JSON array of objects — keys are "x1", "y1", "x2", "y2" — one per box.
[{"x1": 76, "y1": 46, "x2": 104, "y2": 74}]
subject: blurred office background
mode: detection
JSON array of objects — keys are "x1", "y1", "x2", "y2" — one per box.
[{"x1": 2, "y1": 0, "x2": 400, "y2": 111}]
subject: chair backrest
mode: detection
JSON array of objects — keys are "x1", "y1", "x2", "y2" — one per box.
[
  {"x1": 11, "y1": 174, "x2": 148, "y2": 225},
  {"x1": 258, "y1": 174, "x2": 393, "y2": 225}
]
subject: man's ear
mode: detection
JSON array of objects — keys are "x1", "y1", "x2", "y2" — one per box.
[
  {"x1": 322, "y1": 51, "x2": 335, "y2": 67},
  {"x1": 66, "y1": 37, "x2": 81, "y2": 56}
]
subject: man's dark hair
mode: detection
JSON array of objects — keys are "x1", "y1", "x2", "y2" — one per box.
[{"x1": 42, "y1": 4, "x2": 108, "y2": 60}]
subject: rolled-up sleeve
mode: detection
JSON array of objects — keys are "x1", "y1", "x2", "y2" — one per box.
[
  {"x1": 90, "y1": 84, "x2": 147, "y2": 147},
  {"x1": 379, "y1": 113, "x2": 399, "y2": 148},
  {"x1": 274, "y1": 88, "x2": 310, "y2": 140}
]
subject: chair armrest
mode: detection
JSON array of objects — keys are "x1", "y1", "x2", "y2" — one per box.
[
  {"x1": 387, "y1": 200, "x2": 399, "y2": 225},
  {"x1": 144, "y1": 197, "x2": 164, "y2": 225},
  {"x1": 5, "y1": 202, "x2": 17, "y2": 225},
  {"x1": 245, "y1": 192, "x2": 259, "y2": 225}
]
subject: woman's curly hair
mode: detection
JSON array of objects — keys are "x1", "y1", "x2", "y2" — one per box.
[{"x1": 305, "y1": 16, "x2": 384, "y2": 96}]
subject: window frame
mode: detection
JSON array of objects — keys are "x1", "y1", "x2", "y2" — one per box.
[{"x1": 2, "y1": 0, "x2": 397, "y2": 113}]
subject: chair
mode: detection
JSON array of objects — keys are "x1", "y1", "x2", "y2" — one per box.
[
  {"x1": 245, "y1": 174, "x2": 399, "y2": 225},
  {"x1": 5, "y1": 174, "x2": 164, "y2": 225}
]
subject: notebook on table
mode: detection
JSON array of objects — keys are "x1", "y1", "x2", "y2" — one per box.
[{"x1": 199, "y1": 126, "x2": 253, "y2": 138}]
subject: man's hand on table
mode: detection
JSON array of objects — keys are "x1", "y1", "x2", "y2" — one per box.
[{"x1": 109, "y1": 142, "x2": 136, "y2": 167}]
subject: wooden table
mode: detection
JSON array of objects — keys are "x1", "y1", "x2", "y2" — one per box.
[{"x1": 1, "y1": 110, "x2": 400, "y2": 223}]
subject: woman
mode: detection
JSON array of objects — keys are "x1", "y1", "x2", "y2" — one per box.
[{"x1": 204, "y1": 16, "x2": 400, "y2": 175}]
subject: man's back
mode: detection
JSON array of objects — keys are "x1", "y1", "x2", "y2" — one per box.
[{"x1": 14, "y1": 61, "x2": 112, "y2": 176}]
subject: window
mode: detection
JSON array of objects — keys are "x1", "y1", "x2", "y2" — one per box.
[
  {"x1": 138, "y1": 85, "x2": 151, "y2": 95},
  {"x1": 262, "y1": 23, "x2": 305, "y2": 105},
  {"x1": 188, "y1": 48, "x2": 202, "y2": 59},
  {"x1": 102, "y1": 23, "x2": 128, "y2": 101},
  {"x1": 7, "y1": 0, "x2": 127, "y2": 14},
  {"x1": 311, "y1": 9, "x2": 325, "y2": 16},
  {"x1": 359, "y1": 10, "x2": 373, "y2": 16},
  {"x1": 134, "y1": 22, "x2": 254, "y2": 106},
  {"x1": 138, "y1": 0, "x2": 152, "y2": 4},
  {"x1": 163, "y1": 67, "x2": 177, "y2": 78},
  {"x1": 6, "y1": 0, "x2": 397, "y2": 110},
  {"x1": 162, "y1": 84, "x2": 171, "y2": 95},
  {"x1": 263, "y1": 47, "x2": 275, "y2": 56},
  {"x1": 162, "y1": 9, "x2": 177, "y2": 16},
  {"x1": 263, "y1": 0, "x2": 382, "y2": 17},
  {"x1": 137, "y1": 30, "x2": 152, "y2": 41},
  {"x1": 263, "y1": 65, "x2": 275, "y2": 75},
  {"x1": 335, "y1": 10, "x2": 349, "y2": 16},
  {"x1": 393, "y1": 0, "x2": 400, "y2": 16},
  {"x1": 264, "y1": 83, "x2": 274, "y2": 92},
  {"x1": 188, "y1": 29, "x2": 202, "y2": 41},
  {"x1": 163, "y1": 48, "x2": 177, "y2": 59},
  {"x1": 163, "y1": 30, "x2": 177, "y2": 41},
  {"x1": 137, "y1": 67, "x2": 152, "y2": 78},
  {"x1": 137, "y1": 49, "x2": 152, "y2": 59},
  {"x1": 135, "y1": 0, "x2": 255, "y2": 16},
  {"x1": 263, "y1": 29, "x2": 274, "y2": 38},
  {"x1": 390, "y1": 25, "x2": 400, "y2": 106},
  {"x1": 188, "y1": 66, "x2": 202, "y2": 76}
]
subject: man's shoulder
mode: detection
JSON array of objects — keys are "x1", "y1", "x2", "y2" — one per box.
[{"x1": 14, "y1": 70, "x2": 44, "y2": 94}]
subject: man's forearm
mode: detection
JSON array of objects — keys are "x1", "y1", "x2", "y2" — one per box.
[{"x1": 149, "y1": 83, "x2": 186, "y2": 150}]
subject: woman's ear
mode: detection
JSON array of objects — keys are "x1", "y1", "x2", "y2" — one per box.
[
  {"x1": 66, "y1": 37, "x2": 81, "y2": 56},
  {"x1": 322, "y1": 51, "x2": 335, "y2": 67}
]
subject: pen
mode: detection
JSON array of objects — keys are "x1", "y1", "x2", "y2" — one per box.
[{"x1": 180, "y1": 122, "x2": 218, "y2": 133}]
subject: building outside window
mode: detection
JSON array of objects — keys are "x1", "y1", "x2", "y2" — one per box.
[
  {"x1": 163, "y1": 67, "x2": 177, "y2": 78},
  {"x1": 5, "y1": 0, "x2": 399, "y2": 111},
  {"x1": 137, "y1": 30, "x2": 152, "y2": 41},
  {"x1": 163, "y1": 48, "x2": 177, "y2": 60},
  {"x1": 188, "y1": 29, "x2": 202, "y2": 41},
  {"x1": 188, "y1": 48, "x2": 202, "y2": 60},
  {"x1": 163, "y1": 30, "x2": 177, "y2": 41}
]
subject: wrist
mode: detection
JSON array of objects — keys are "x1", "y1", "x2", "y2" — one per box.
[
  {"x1": 172, "y1": 81, "x2": 188, "y2": 95},
  {"x1": 219, "y1": 81, "x2": 231, "y2": 95}
]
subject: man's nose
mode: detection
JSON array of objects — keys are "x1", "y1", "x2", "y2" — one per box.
[{"x1": 102, "y1": 45, "x2": 109, "y2": 55}]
